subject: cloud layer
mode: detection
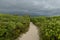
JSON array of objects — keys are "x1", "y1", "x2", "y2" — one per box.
[{"x1": 0, "y1": 0, "x2": 60, "y2": 15}]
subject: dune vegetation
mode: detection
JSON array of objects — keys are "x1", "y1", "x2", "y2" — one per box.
[
  {"x1": 0, "y1": 14, "x2": 30, "y2": 40},
  {"x1": 31, "y1": 16, "x2": 60, "y2": 40},
  {"x1": 1, "y1": 13, "x2": 60, "y2": 40}
]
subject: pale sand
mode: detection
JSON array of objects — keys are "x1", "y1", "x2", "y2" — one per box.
[{"x1": 17, "y1": 22, "x2": 39, "y2": 40}]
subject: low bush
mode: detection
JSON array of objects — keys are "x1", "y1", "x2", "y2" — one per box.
[
  {"x1": 31, "y1": 16, "x2": 60, "y2": 40},
  {"x1": 0, "y1": 14, "x2": 30, "y2": 40}
]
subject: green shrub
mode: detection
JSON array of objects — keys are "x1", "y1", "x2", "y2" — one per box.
[
  {"x1": 31, "y1": 16, "x2": 60, "y2": 40},
  {"x1": 0, "y1": 14, "x2": 30, "y2": 40}
]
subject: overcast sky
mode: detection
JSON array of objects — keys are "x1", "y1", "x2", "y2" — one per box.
[{"x1": 0, "y1": 0, "x2": 60, "y2": 15}]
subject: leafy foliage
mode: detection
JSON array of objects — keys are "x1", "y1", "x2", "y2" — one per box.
[
  {"x1": 31, "y1": 16, "x2": 60, "y2": 40},
  {"x1": 0, "y1": 14, "x2": 30, "y2": 40}
]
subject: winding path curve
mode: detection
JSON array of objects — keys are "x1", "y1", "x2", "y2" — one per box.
[{"x1": 18, "y1": 22, "x2": 39, "y2": 40}]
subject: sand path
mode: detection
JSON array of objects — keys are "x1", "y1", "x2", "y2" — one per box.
[{"x1": 18, "y1": 22, "x2": 39, "y2": 40}]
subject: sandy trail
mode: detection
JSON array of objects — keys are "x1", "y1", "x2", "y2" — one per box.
[{"x1": 18, "y1": 22, "x2": 39, "y2": 40}]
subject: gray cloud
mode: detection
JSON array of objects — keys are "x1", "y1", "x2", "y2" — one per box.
[{"x1": 0, "y1": 0, "x2": 60, "y2": 15}]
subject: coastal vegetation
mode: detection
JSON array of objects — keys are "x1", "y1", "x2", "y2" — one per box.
[
  {"x1": 1, "y1": 13, "x2": 60, "y2": 40},
  {"x1": 0, "y1": 14, "x2": 30, "y2": 40},
  {"x1": 31, "y1": 16, "x2": 60, "y2": 40}
]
